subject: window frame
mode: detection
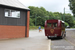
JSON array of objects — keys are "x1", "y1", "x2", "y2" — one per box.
[{"x1": 4, "y1": 9, "x2": 20, "y2": 18}]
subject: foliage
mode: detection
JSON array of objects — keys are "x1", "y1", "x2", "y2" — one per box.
[
  {"x1": 28, "y1": 6, "x2": 47, "y2": 18},
  {"x1": 29, "y1": 18, "x2": 34, "y2": 26},
  {"x1": 69, "y1": 0, "x2": 75, "y2": 17},
  {"x1": 65, "y1": 22, "x2": 69, "y2": 27},
  {"x1": 36, "y1": 16, "x2": 45, "y2": 26},
  {"x1": 65, "y1": 13, "x2": 74, "y2": 27},
  {"x1": 72, "y1": 20, "x2": 75, "y2": 28},
  {"x1": 28, "y1": 6, "x2": 75, "y2": 28}
]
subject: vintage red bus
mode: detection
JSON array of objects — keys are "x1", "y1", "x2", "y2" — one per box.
[{"x1": 44, "y1": 20, "x2": 66, "y2": 39}]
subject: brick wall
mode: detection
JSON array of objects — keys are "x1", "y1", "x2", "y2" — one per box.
[
  {"x1": 26, "y1": 11, "x2": 30, "y2": 37},
  {"x1": 0, "y1": 25, "x2": 26, "y2": 39}
]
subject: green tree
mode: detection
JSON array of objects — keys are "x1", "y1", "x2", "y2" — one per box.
[
  {"x1": 65, "y1": 13, "x2": 74, "y2": 27},
  {"x1": 29, "y1": 18, "x2": 34, "y2": 26},
  {"x1": 65, "y1": 22, "x2": 69, "y2": 27},
  {"x1": 48, "y1": 12, "x2": 55, "y2": 19},
  {"x1": 69, "y1": 0, "x2": 75, "y2": 17},
  {"x1": 36, "y1": 16, "x2": 45, "y2": 26},
  {"x1": 28, "y1": 6, "x2": 47, "y2": 18},
  {"x1": 28, "y1": 6, "x2": 75, "y2": 28}
]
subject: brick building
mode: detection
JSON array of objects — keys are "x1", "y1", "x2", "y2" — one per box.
[{"x1": 0, "y1": 0, "x2": 30, "y2": 39}]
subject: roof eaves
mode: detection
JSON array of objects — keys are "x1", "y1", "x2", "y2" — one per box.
[{"x1": 0, "y1": 4, "x2": 30, "y2": 11}]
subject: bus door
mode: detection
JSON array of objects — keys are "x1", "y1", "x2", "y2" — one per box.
[{"x1": 45, "y1": 22, "x2": 58, "y2": 36}]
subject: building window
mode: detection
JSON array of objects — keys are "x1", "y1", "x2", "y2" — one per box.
[{"x1": 5, "y1": 9, "x2": 20, "y2": 18}]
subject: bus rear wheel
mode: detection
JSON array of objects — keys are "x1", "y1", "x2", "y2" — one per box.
[{"x1": 60, "y1": 33, "x2": 66, "y2": 39}]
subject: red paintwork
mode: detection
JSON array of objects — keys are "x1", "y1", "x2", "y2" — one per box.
[{"x1": 44, "y1": 20, "x2": 63, "y2": 37}]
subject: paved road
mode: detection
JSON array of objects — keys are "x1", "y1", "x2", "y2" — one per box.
[
  {"x1": 0, "y1": 29, "x2": 50, "y2": 50},
  {"x1": 0, "y1": 29, "x2": 75, "y2": 50},
  {"x1": 51, "y1": 29, "x2": 75, "y2": 50}
]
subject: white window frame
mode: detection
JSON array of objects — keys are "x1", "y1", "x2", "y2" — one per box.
[{"x1": 5, "y1": 9, "x2": 20, "y2": 18}]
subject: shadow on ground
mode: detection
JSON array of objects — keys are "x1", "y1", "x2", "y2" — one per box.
[{"x1": 49, "y1": 37, "x2": 63, "y2": 41}]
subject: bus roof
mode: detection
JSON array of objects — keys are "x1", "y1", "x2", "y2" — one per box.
[{"x1": 46, "y1": 19, "x2": 65, "y2": 23}]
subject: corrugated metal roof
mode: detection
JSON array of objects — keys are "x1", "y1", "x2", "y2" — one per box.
[{"x1": 0, "y1": 0, "x2": 30, "y2": 10}]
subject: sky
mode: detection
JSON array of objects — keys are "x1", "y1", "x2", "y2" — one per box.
[{"x1": 19, "y1": 0, "x2": 72, "y2": 14}]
